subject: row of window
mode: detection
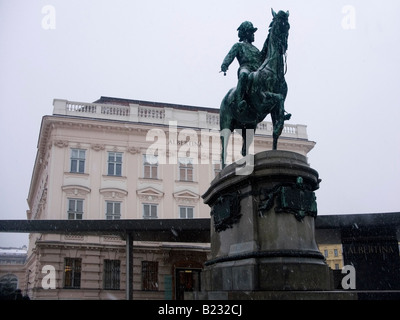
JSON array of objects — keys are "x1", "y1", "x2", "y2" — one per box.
[
  {"x1": 70, "y1": 149, "x2": 222, "y2": 179},
  {"x1": 64, "y1": 258, "x2": 157, "y2": 291},
  {"x1": 72, "y1": 149, "x2": 125, "y2": 175},
  {"x1": 68, "y1": 199, "x2": 194, "y2": 220},
  {"x1": 323, "y1": 248, "x2": 340, "y2": 258}
]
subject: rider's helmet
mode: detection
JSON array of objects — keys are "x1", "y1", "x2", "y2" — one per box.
[{"x1": 237, "y1": 21, "x2": 258, "y2": 41}]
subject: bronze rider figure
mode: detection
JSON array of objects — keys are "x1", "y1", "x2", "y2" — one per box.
[{"x1": 220, "y1": 21, "x2": 268, "y2": 111}]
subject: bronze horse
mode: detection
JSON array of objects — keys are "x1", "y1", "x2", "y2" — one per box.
[{"x1": 220, "y1": 10, "x2": 291, "y2": 168}]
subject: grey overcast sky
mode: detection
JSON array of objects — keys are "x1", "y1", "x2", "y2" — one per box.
[{"x1": 1, "y1": 0, "x2": 399, "y2": 247}]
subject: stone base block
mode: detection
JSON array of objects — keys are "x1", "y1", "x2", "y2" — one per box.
[{"x1": 202, "y1": 256, "x2": 331, "y2": 291}]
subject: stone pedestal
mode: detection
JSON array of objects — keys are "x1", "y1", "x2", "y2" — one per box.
[{"x1": 200, "y1": 151, "x2": 332, "y2": 297}]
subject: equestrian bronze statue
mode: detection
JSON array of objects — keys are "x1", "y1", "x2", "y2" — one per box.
[{"x1": 220, "y1": 9, "x2": 291, "y2": 167}]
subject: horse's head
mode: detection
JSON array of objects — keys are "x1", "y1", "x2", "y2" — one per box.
[{"x1": 270, "y1": 9, "x2": 290, "y2": 54}]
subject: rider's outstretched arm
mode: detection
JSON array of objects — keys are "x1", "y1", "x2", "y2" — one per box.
[{"x1": 221, "y1": 43, "x2": 240, "y2": 73}]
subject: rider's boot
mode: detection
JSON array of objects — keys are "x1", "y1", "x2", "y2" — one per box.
[{"x1": 284, "y1": 112, "x2": 291, "y2": 121}]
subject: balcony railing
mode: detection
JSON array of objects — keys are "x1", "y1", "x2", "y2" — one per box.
[{"x1": 53, "y1": 99, "x2": 308, "y2": 139}]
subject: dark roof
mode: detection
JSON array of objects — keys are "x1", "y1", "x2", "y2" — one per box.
[
  {"x1": 315, "y1": 212, "x2": 400, "y2": 229},
  {"x1": 0, "y1": 219, "x2": 210, "y2": 243},
  {"x1": 1, "y1": 212, "x2": 400, "y2": 244},
  {"x1": 94, "y1": 96, "x2": 220, "y2": 114}
]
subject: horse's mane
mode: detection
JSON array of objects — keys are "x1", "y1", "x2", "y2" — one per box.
[
  {"x1": 261, "y1": 18, "x2": 276, "y2": 61},
  {"x1": 264, "y1": 12, "x2": 289, "y2": 50}
]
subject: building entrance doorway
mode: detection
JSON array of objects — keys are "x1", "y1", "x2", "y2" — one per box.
[{"x1": 175, "y1": 268, "x2": 201, "y2": 300}]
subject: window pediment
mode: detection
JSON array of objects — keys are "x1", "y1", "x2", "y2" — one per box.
[
  {"x1": 99, "y1": 188, "x2": 128, "y2": 199},
  {"x1": 173, "y1": 189, "x2": 199, "y2": 204},
  {"x1": 136, "y1": 187, "x2": 164, "y2": 202},
  {"x1": 62, "y1": 185, "x2": 91, "y2": 196}
]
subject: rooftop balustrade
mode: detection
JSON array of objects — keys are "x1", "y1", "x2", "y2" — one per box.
[{"x1": 53, "y1": 98, "x2": 309, "y2": 139}]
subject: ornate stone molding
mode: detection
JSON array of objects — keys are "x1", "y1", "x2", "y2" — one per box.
[
  {"x1": 54, "y1": 140, "x2": 69, "y2": 148},
  {"x1": 103, "y1": 235, "x2": 123, "y2": 243},
  {"x1": 91, "y1": 143, "x2": 105, "y2": 151},
  {"x1": 258, "y1": 176, "x2": 318, "y2": 221},
  {"x1": 64, "y1": 234, "x2": 85, "y2": 241},
  {"x1": 62, "y1": 185, "x2": 91, "y2": 196},
  {"x1": 173, "y1": 190, "x2": 200, "y2": 205},
  {"x1": 136, "y1": 187, "x2": 164, "y2": 202},
  {"x1": 127, "y1": 146, "x2": 141, "y2": 155},
  {"x1": 210, "y1": 192, "x2": 242, "y2": 232},
  {"x1": 99, "y1": 188, "x2": 128, "y2": 199}
]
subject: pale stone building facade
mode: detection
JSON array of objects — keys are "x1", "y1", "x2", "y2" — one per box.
[
  {"x1": 318, "y1": 244, "x2": 344, "y2": 270},
  {"x1": 24, "y1": 96, "x2": 316, "y2": 299}
]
